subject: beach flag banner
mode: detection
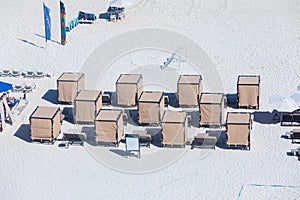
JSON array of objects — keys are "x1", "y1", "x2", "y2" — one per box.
[
  {"x1": 43, "y1": 3, "x2": 51, "y2": 42},
  {"x1": 60, "y1": 1, "x2": 67, "y2": 45}
]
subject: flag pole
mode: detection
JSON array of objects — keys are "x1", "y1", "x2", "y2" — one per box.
[{"x1": 43, "y1": 2, "x2": 46, "y2": 49}]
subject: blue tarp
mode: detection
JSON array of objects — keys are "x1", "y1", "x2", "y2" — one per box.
[{"x1": 0, "y1": 81, "x2": 13, "y2": 92}]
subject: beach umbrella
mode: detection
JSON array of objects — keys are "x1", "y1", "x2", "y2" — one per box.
[
  {"x1": 269, "y1": 94, "x2": 299, "y2": 111},
  {"x1": 291, "y1": 92, "x2": 300, "y2": 106},
  {"x1": 0, "y1": 81, "x2": 13, "y2": 92}
]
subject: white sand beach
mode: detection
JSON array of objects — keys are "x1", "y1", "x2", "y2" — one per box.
[{"x1": 0, "y1": 0, "x2": 300, "y2": 199}]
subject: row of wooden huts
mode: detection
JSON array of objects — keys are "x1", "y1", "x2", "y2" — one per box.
[{"x1": 29, "y1": 72, "x2": 259, "y2": 149}]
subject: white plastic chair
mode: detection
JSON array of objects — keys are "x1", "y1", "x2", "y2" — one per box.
[
  {"x1": 23, "y1": 83, "x2": 36, "y2": 93},
  {"x1": 12, "y1": 84, "x2": 25, "y2": 92},
  {"x1": 35, "y1": 71, "x2": 44, "y2": 78},
  {"x1": 23, "y1": 70, "x2": 36, "y2": 78},
  {"x1": 0, "y1": 69, "x2": 11, "y2": 76},
  {"x1": 11, "y1": 69, "x2": 21, "y2": 77}
]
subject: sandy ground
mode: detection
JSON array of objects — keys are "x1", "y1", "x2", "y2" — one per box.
[{"x1": 0, "y1": 0, "x2": 300, "y2": 199}]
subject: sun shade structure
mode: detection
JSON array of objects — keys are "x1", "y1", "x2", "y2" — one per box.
[
  {"x1": 30, "y1": 106, "x2": 61, "y2": 143},
  {"x1": 138, "y1": 91, "x2": 164, "y2": 125},
  {"x1": 95, "y1": 109, "x2": 124, "y2": 145},
  {"x1": 162, "y1": 111, "x2": 188, "y2": 147},
  {"x1": 0, "y1": 81, "x2": 12, "y2": 92},
  {"x1": 226, "y1": 112, "x2": 252, "y2": 150},
  {"x1": 116, "y1": 74, "x2": 142, "y2": 107},
  {"x1": 57, "y1": 72, "x2": 85, "y2": 104},
  {"x1": 199, "y1": 93, "x2": 225, "y2": 127},
  {"x1": 177, "y1": 75, "x2": 202, "y2": 107},
  {"x1": 74, "y1": 90, "x2": 102, "y2": 124},
  {"x1": 237, "y1": 75, "x2": 260, "y2": 109}
]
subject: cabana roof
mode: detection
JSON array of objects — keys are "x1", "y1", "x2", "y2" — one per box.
[
  {"x1": 31, "y1": 106, "x2": 59, "y2": 119},
  {"x1": 117, "y1": 74, "x2": 142, "y2": 84},
  {"x1": 162, "y1": 111, "x2": 186, "y2": 123},
  {"x1": 238, "y1": 76, "x2": 260, "y2": 85},
  {"x1": 178, "y1": 75, "x2": 202, "y2": 84},
  {"x1": 139, "y1": 91, "x2": 163, "y2": 103},
  {"x1": 95, "y1": 109, "x2": 122, "y2": 121},
  {"x1": 75, "y1": 90, "x2": 101, "y2": 101},
  {"x1": 227, "y1": 112, "x2": 251, "y2": 124},
  {"x1": 58, "y1": 72, "x2": 84, "y2": 81},
  {"x1": 200, "y1": 93, "x2": 224, "y2": 104}
]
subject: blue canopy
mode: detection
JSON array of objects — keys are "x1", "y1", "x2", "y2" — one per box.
[{"x1": 0, "y1": 81, "x2": 13, "y2": 92}]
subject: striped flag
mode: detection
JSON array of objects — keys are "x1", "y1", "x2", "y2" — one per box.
[
  {"x1": 43, "y1": 3, "x2": 51, "y2": 41},
  {"x1": 60, "y1": 1, "x2": 67, "y2": 45}
]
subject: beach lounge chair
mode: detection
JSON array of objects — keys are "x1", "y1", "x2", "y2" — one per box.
[
  {"x1": 78, "y1": 11, "x2": 97, "y2": 21},
  {"x1": 281, "y1": 109, "x2": 300, "y2": 126},
  {"x1": 35, "y1": 71, "x2": 44, "y2": 78},
  {"x1": 62, "y1": 131, "x2": 87, "y2": 146},
  {"x1": 289, "y1": 129, "x2": 300, "y2": 143},
  {"x1": 117, "y1": 12, "x2": 125, "y2": 20},
  {"x1": 107, "y1": 6, "x2": 125, "y2": 22},
  {"x1": 12, "y1": 84, "x2": 25, "y2": 92},
  {"x1": 273, "y1": 112, "x2": 281, "y2": 123},
  {"x1": 102, "y1": 93, "x2": 111, "y2": 106},
  {"x1": 131, "y1": 130, "x2": 151, "y2": 148},
  {"x1": 23, "y1": 83, "x2": 36, "y2": 93},
  {"x1": 46, "y1": 72, "x2": 53, "y2": 78},
  {"x1": 191, "y1": 133, "x2": 217, "y2": 149},
  {"x1": 110, "y1": 14, "x2": 117, "y2": 22},
  {"x1": 291, "y1": 147, "x2": 300, "y2": 156},
  {"x1": 281, "y1": 113, "x2": 293, "y2": 126},
  {"x1": 294, "y1": 115, "x2": 300, "y2": 125},
  {"x1": 23, "y1": 70, "x2": 36, "y2": 78},
  {"x1": 11, "y1": 69, "x2": 21, "y2": 77},
  {"x1": 0, "y1": 69, "x2": 11, "y2": 76}
]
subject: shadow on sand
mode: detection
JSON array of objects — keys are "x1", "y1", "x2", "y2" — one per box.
[
  {"x1": 42, "y1": 89, "x2": 58, "y2": 104},
  {"x1": 62, "y1": 107, "x2": 74, "y2": 124},
  {"x1": 34, "y1": 33, "x2": 61, "y2": 45},
  {"x1": 81, "y1": 126, "x2": 97, "y2": 146},
  {"x1": 123, "y1": 108, "x2": 139, "y2": 126},
  {"x1": 186, "y1": 110, "x2": 199, "y2": 128},
  {"x1": 109, "y1": 149, "x2": 139, "y2": 158},
  {"x1": 145, "y1": 127, "x2": 163, "y2": 147},
  {"x1": 207, "y1": 130, "x2": 227, "y2": 149},
  {"x1": 17, "y1": 38, "x2": 44, "y2": 49},
  {"x1": 225, "y1": 93, "x2": 237, "y2": 109},
  {"x1": 99, "y1": 13, "x2": 109, "y2": 20},
  {"x1": 14, "y1": 124, "x2": 31, "y2": 143},
  {"x1": 164, "y1": 92, "x2": 178, "y2": 107},
  {"x1": 252, "y1": 110, "x2": 280, "y2": 124},
  {"x1": 104, "y1": 91, "x2": 117, "y2": 106}
]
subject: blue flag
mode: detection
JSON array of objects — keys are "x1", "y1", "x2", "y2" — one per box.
[{"x1": 43, "y1": 3, "x2": 51, "y2": 41}]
